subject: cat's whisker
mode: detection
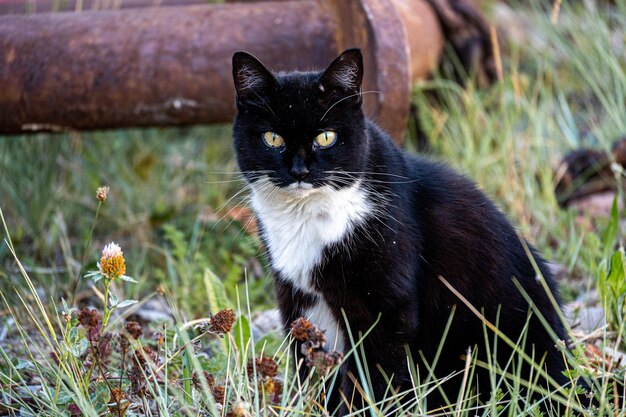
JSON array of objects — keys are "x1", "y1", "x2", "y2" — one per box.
[
  {"x1": 212, "y1": 195, "x2": 252, "y2": 232},
  {"x1": 342, "y1": 171, "x2": 409, "y2": 179},
  {"x1": 319, "y1": 90, "x2": 381, "y2": 122},
  {"x1": 204, "y1": 170, "x2": 275, "y2": 187},
  {"x1": 326, "y1": 175, "x2": 403, "y2": 232},
  {"x1": 214, "y1": 184, "x2": 253, "y2": 215},
  {"x1": 325, "y1": 175, "x2": 405, "y2": 204},
  {"x1": 201, "y1": 173, "x2": 275, "y2": 233},
  {"x1": 232, "y1": 208, "x2": 260, "y2": 240},
  {"x1": 338, "y1": 177, "x2": 419, "y2": 186},
  {"x1": 203, "y1": 178, "x2": 248, "y2": 185},
  {"x1": 211, "y1": 179, "x2": 277, "y2": 229},
  {"x1": 218, "y1": 200, "x2": 252, "y2": 233},
  {"x1": 324, "y1": 169, "x2": 412, "y2": 179},
  {"x1": 324, "y1": 169, "x2": 416, "y2": 185}
]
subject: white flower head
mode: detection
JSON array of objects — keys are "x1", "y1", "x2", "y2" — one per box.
[
  {"x1": 101, "y1": 242, "x2": 123, "y2": 259},
  {"x1": 96, "y1": 186, "x2": 109, "y2": 202}
]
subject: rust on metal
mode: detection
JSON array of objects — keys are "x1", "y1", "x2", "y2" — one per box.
[
  {"x1": 0, "y1": 1, "x2": 338, "y2": 132},
  {"x1": 0, "y1": 0, "x2": 206, "y2": 14},
  {"x1": 392, "y1": 0, "x2": 444, "y2": 82},
  {"x1": 0, "y1": 0, "x2": 452, "y2": 140},
  {"x1": 329, "y1": 0, "x2": 412, "y2": 139}
]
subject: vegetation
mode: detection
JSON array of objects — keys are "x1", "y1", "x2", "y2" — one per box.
[{"x1": 1, "y1": 0, "x2": 626, "y2": 415}]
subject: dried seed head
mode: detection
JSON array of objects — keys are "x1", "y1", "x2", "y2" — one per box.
[
  {"x1": 307, "y1": 350, "x2": 343, "y2": 377},
  {"x1": 119, "y1": 334, "x2": 130, "y2": 353},
  {"x1": 212, "y1": 385, "x2": 226, "y2": 404},
  {"x1": 207, "y1": 309, "x2": 236, "y2": 335},
  {"x1": 125, "y1": 321, "x2": 143, "y2": 339},
  {"x1": 128, "y1": 367, "x2": 146, "y2": 396},
  {"x1": 192, "y1": 371, "x2": 215, "y2": 390},
  {"x1": 291, "y1": 317, "x2": 343, "y2": 377},
  {"x1": 108, "y1": 399, "x2": 130, "y2": 416},
  {"x1": 68, "y1": 403, "x2": 82, "y2": 416},
  {"x1": 269, "y1": 377, "x2": 283, "y2": 405},
  {"x1": 110, "y1": 388, "x2": 125, "y2": 403},
  {"x1": 228, "y1": 400, "x2": 251, "y2": 417},
  {"x1": 98, "y1": 242, "x2": 126, "y2": 279},
  {"x1": 255, "y1": 355, "x2": 278, "y2": 378},
  {"x1": 291, "y1": 317, "x2": 326, "y2": 347},
  {"x1": 78, "y1": 307, "x2": 101, "y2": 328},
  {"x1": 261, "y1": 377, "x2": 275, "y2": 394},
  {"x1": 132, "y1": 346, "x2": 158, "y2": 369},
  {"x1": 290, "y1": 317, "x2": 312, "y2": 341},
  {"x1": 98, "y1": 333, "x2": 113, "y2": 360},
  {"x1": 96, "y1": 186, "x2": 109, "y2": 202}
]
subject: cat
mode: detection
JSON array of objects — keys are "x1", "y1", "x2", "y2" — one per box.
[{"x1": 231, "y1": 48, "x2": 570, "y2": 415}]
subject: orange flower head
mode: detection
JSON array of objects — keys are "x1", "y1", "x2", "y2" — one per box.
[{"x1": 98, "y1": 242, "x2": 126, "y2": 279}]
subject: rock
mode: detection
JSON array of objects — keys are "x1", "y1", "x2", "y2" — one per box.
[
  {"x1": 554, "y1": 137, "x2": 626, "y2": 209},
  {"x1": 132, "y1": 298, "x2": 174, "y2": 325},
  {"x1": 0, "y1": 317, "x2": 14, "y2": 342},
  {"x1": 252, "y1": 309, "x2": 282, "y2": 338},
  {"x1": 566, "y1": 303, "x2": 606, "y2": 334},
  {"x1": 554, "y1": 148, "x2": 614, "y2": 207},
  {"x1": 569, "y1": 191, "x2": 621, "y2": 218},
  {"x1": 547, "y1": 262, "x2": 568, "y2": 281}
]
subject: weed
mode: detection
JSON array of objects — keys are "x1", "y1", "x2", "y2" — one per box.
[{"x1": 1, "y1": 0, "x2": 626, "y2": 415}]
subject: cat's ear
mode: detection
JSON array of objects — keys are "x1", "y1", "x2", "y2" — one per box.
[
  {"x1": 232, "y1": 51, "x2": 277, "y2": 103},
  {"x1": 319, "y1": 48, "x2": 363, "y2": 97}
]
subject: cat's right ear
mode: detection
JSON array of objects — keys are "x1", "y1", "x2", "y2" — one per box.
[
  {"x1": 319, "y1": 48, "x2": 364, "y2": 97},
  {"x1": 232, "y1": 52, "x2": 277, "y2": 105}
]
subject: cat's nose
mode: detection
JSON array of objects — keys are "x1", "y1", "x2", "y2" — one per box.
[{"x1": 290, "y1": 157, "x2": 310, "y2": 181}]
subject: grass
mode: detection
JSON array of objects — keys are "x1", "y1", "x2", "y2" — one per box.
[
  {"x1": 0, "y1": 126, "x2": 270, "y2": 314},
  {"x1": 1, "y1": 0, "x2": 626, "y2": 415}
]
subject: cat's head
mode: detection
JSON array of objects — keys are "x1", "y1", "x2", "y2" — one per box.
[{"x1": 232, "y1": 49, "x2": 369, "y2": 197}]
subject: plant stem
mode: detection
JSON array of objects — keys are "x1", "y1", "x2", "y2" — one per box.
[
  {"x1": 91, "y1": 340, "x2": 122, "y2": 417},
  {"x1": 102, "y1": 278, "x2": 112, "y2": 330},
  {"x1": 71, "y1": 200, "x2": 103, "y2": 302},
  {"x1": 119, "y1": 348, "x2": 127, "y2": 391}
]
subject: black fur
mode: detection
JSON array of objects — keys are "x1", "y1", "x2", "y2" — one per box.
[{"x1": 232, "y1": 49, "x2": 568, "y2": 415}]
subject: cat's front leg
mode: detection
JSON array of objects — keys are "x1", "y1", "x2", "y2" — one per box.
[{"x1": 273, "y1": 279, "x2": 314, "y2": 382}]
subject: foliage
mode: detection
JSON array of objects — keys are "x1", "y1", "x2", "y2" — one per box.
[
  {"x1": 0, "y1": 126, "x2": 272, "y2": 317},
  {"x1": 412, "y1": 0, "x2": 626, "y2": 291},
  {"x1": 1, "y1": 0, "x2": 626, "y2": 415},
  {"x1": 597, "y1": 198, "x2": 626, "y2": 335}
]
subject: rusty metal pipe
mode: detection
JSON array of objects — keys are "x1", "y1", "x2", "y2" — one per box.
[
  {"x1": 0, "y1": 0, "x2": 444, "y2": 139},
  {"x1": 0, "y1": 0, "x2": 208, "y2": 15},
  {"x1": 0, "y1": 1, "x2": 339, "y2": 132}
]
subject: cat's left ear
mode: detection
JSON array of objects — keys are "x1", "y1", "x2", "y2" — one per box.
[
  {"x1": 319, "y1": 48, "x2": 363, "y2": 98},
  {"x1": 232, "y1": 51, "x2": 278, "y2": 104}
]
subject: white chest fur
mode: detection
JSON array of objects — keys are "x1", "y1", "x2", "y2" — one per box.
[
  {"x1": 250, "y1": 178, "x2": 372, "y2": 294},
  {"x1": 250, "y1": 178, "x2": 371, "y2": 354}
]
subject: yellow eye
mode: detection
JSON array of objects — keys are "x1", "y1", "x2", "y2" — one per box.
[
  {"x1": 314, "y1": 131, "x2": 337, "y2": 148},
  {"x1": 262, "y1": 131, "x2": 284, "y2": 148}
]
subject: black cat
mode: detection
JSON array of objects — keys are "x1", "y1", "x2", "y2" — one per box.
[{"x1": 231, "y1": 48, "x2": 569, "y2": 415}]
